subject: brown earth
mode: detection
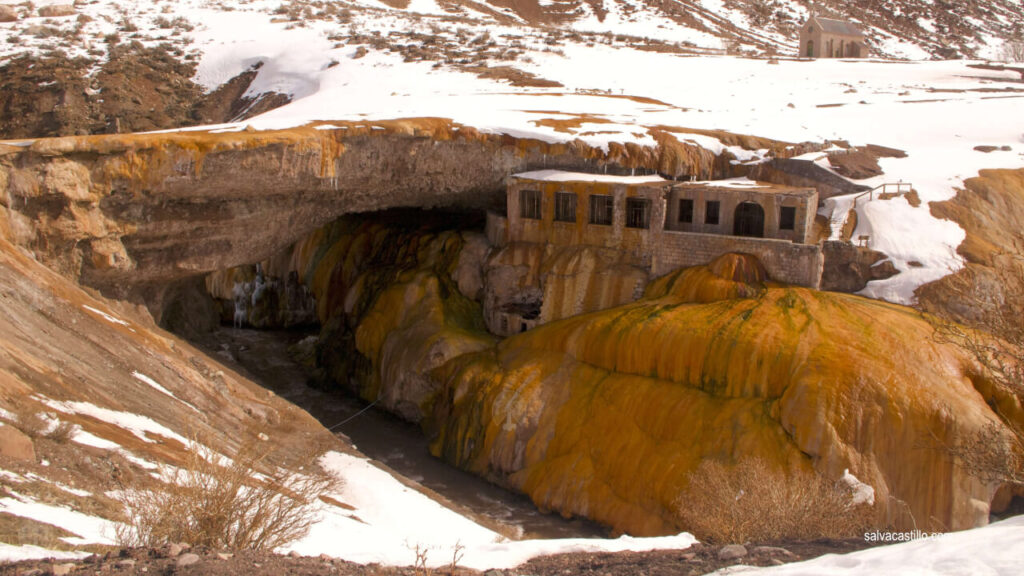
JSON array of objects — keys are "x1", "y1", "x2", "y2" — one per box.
[
  {"x1": 0, "y1": 43, "x2": 288, "y2": 140},
  {"x1": 917, "y1": 168, "x2": 1024, "y2": 328},
  {"x1": 0, "y1": 539, "x2": 879, "y2": 576}
]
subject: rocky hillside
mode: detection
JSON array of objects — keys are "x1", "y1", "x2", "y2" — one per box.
[{"x1": 0, "y1": 0, "x2": 1022, "y2": 139}]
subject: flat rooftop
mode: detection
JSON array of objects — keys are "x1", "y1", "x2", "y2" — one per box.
[
  {"x1": 511, "y1": 171, "x2": 815, "y2": 196},
  {"x1": 674, "y1": 178, "x2": 816, "y2": 196},
  {"x1": 511, "y1": 170, "x2": 668, "y2": 186}
]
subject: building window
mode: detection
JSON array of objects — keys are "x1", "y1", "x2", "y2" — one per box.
[
  {"x1": 678, "y1": 198, "x2": 694, "y2": 223},
  {"x1": 626, "y1": 198, "x2": 651, "y2": 229},
  {"x1": 705, "y1": 201, "x2": 720, "y2": 225},
  {"x1": 780, "y1": 206, "x2": 797, "y2": 230},
  {"x1": 554, "y1": 191, "x2": 577, "y2": 223},
  {"x1": 589, "y1": 195, "x2": 614, "y2": 226},
  {"x1": 520, "y1": 189, "x2": 541, "y2": 220}
]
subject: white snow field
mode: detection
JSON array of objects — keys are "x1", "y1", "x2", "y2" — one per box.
[{"x1": 715, "y1": 515, "x2": 1024, "y2": 576}]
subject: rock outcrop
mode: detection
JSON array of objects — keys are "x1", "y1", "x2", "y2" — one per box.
[
  {"x1": 198, "y1": 214, "x2": 1018, "y2": 538},
  {"x1": 1, "y1": 122, "x2": 761, "y2": 321},
  {"x1": 429, "y1": 253, "x2": 1014, "y2": 535},
  {"x1": 820, "y1": 240, "x2": 899, "y2": 293},
  {"x1": 918, "y1": 168, "x2": 1024, "y2": 329}
]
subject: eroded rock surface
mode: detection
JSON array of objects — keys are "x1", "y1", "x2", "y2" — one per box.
[
  {"x1": 429, "y1": 254, "x2": 1014, "y2": 535},
  {"x1": 1, "y1": 122, "x2": 756, "y2": 321},
  {"x1": 919, "y1": 168, "x2": 1024, "y2": 329}
]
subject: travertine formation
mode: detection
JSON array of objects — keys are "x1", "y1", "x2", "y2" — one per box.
[{"x1": 216, "y1": 213, "x2": 1019, "y2": 537}]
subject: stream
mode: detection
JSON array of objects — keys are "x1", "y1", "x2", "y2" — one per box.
[{"x1": 196, "y1": 327, "x2": 607, "y2": 541}]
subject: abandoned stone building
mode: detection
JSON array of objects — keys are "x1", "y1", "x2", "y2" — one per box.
[
  {"x1": 799, "y1": 16, "x2": 868, "y2": 58},
  {"x1": 483, "y1": 170, "x2": 824, "y2": 335}
]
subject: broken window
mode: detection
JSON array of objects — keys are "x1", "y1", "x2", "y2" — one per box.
[
  {"x1": 589, "y1": 195, "x2": 614, "y2": 226},
  {"x1": 678, "y1": 198, "x2": 694, "y2": 223},
  {"x1": 554, "y1": 191, "x2": 577, "y2": 223},
  {"x1": 626, "y1": 198, "x2": 651, "y2": 229},
  {"x1": 520, "y1": 189, "x2": 541, "y2": 220},
  {"x1": 780, "y1": 206, "x2": 797, "y2": 230},
  {"x1": 705, "y1": 201, "x2": 720, "y2": 225}
]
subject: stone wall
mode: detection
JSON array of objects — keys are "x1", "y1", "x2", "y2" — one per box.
[
  {"x1": 504, "y1": 177, "x2": 824, "y2": 289},
  {"x1": 486, "y1": 211, "x2": 507, "y2": 248},
  {"x1": 654, "y1": 231, "x2": 823, "y2": 288},
  {"x1": 664, "y1": 183, "x2": 816, "y2": 243}
]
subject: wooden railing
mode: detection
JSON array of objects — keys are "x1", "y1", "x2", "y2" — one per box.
[{"x1": 853, "y1": 182, "x2": 914, "y2": 207}]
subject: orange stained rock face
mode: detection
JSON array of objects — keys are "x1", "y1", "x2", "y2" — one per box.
[{"x1": 430, "y1": 254, "x2": 1014, "y2": 536}]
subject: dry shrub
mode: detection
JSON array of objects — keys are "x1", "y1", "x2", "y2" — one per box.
[
  {"x1": 9, "y1": 403, "x2": 51, "y2": 439},
  {"x1": 675, "y1": 458, "x2": 874, "y2": 544},
  {"x1": 115, "y1": 436, "x2": 340, "y2": 550},
  {"x1": 7, "y1": 402, "x2": 75, "y2": 442}
]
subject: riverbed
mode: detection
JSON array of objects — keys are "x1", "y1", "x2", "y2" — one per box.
[{"x1": 193, "y1": 327, "x2": 606, "y2": 540}]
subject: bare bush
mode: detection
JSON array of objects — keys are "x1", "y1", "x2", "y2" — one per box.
[
  {"x1": 115, "y1": 435, "x2": 339, "y2": 550},
  {"x1": 1001, "y1": 40, "x2": 1024, "y2": 63},
  {"x1": 9, "y1": 403, "x2": 51, "y2": 439},
  {"x1": 675, "y1": 458, "x2": 874, "y2": 544}
]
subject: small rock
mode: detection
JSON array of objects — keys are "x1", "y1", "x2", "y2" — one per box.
[
  {"x1": 318, "y1": 554, "x2": 332, "y2": 561},
  {"x1": 51, "y1": 564, "x2": 77, "y2": 575},
  {"x1": 680, "y1": 552, "x2": 696, "y2": 561},
  {"x1": 176, "y1": 553, "x2": 200, "y2": 567},
  {"x1": 753, "y1": 546, "x2": 795, "y2": 558},
  {"x1": 116, "y1": 559, "x2": 136, "y2": 568},
  {"x1": 167, "y1": 543, "x2": 183, "y2": 557},
  {"x1": 718, "y1": 544, "x2": 748, "y2": 561},
  {"x1": 216, "y1": 553, "x2": 233, "y2": 561},
  {"x1": 289, "y1": 551, "x2": 301, "y2": 559}
]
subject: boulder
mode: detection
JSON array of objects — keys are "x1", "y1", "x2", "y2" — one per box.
[
  {"x1": 0, "y1": 424, "x2": 35, "y2": 461},
  {"x1": 0, "y1": 5, "x2": 17, "y2": 22}
]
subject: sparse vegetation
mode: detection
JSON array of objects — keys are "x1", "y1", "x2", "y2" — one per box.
[
  {"x1": 1001, "y1": 39, "x2": 1024, "y2": 62},
  {"x1": 8, "y1": 401, "x2": 72, "y2": 442},
  {"x1": 115, "y1": 434, "x2": 340, "y2": 550},
  {"x1": 925, "y1": 268, "x2": 1024, "y2": 489},
  {"x1": 674, "y1": 458, "x2": 874, "y2": 544}
]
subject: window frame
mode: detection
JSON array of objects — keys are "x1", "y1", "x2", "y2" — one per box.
[
  {"x1": 519, "y1": 189, "x2": 542, "y2": 220},
  {"x1": 705, "y1": 200, "x2": 720, "y2": 225},
  {"x1": 554, "y1": 191, "x2": 577, "y2": 223},
  {"x1": 625, "y1": 197, "x2": 652, "y2": 229},
  {"x1": 779, "y1": 206, "x2": 797, "y2": 231},
  {"x1": 678, "y1": 198, "x2": 694, "y2": 224},
  {"x1": 589, "y1": 194, "x2": 614, "y2": 226}
]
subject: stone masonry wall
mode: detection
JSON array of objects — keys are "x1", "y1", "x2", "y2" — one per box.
[{"x1": 654, "y1": 231, "x2": 823, "y2": 288}]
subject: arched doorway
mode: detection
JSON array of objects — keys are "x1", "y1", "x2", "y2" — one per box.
[
  {"x1": 734, "y1": 202, "x2": 765, "y2": 238},
  {"x1": 806, "y1": 40, "x2": 814, "y2": 57}
]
